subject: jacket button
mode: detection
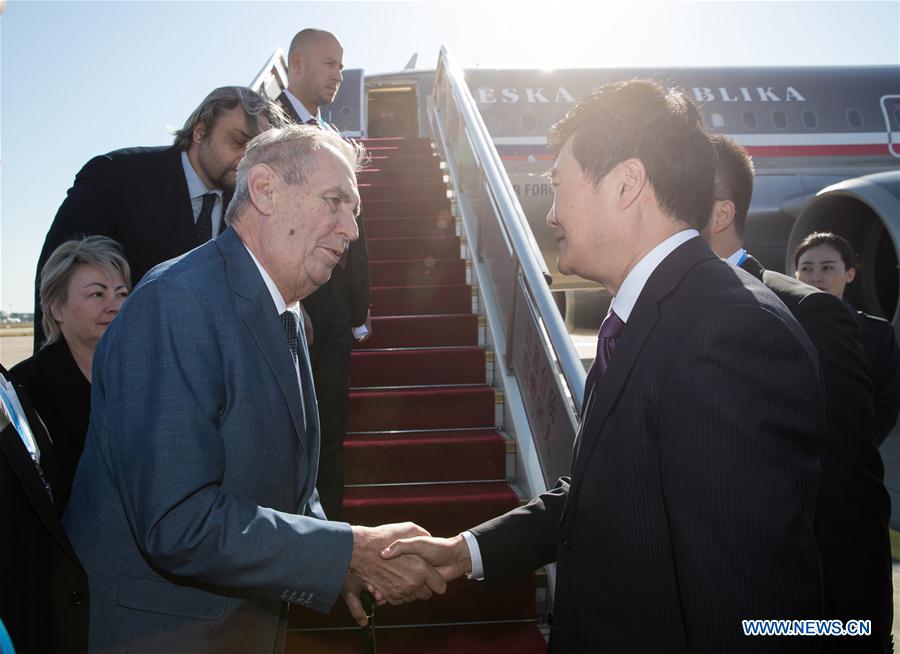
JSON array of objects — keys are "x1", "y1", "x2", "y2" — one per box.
[
  {"x1": 561, "y1": 538, "x2": 571, "y2": 552},
  {"x1": 69, "y1": 591, "x2": 83, "y2": 606}
]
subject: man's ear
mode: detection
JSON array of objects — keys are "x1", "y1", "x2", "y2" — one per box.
[
  {"x1": 192, "y1": 120, "x2": 207, "y2": 145},
  {"x1": 710, "y1": 199, "x2": 736, "y2": 235},
  {"x1": 247, "y1": 164, "x2": 276, "y2": 216},
  {"x1": 617, "y1": 159, "x2": 647, "y2": 210}
]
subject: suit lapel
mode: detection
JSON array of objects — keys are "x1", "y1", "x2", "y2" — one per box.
[
  {"x1": 218, "y1": 231, "x2": 308, "y2": 459},
  {"x1": 158, "y1": 146, "x2": 198, "y2": 252},
  {"x1": 277, "y1": 92, "x2": 302, "y2": 124},
  {"x1": 567, "y1": 238, "x2": 716, "y2": 505}
]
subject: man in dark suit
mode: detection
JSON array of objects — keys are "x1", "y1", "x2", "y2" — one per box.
[
  {"x1": 33, "y1": 86, "x2": 286, "y2": 349},
  {"x1": 702, "y1": 135, "x2": 892, "y2": 653},
  {"x1": 274, "y1": 28, "x2": 372, "y2": 520},
  {"x1": 0, "y1": 365, "x2": 88, "y2": 654},
  {"x1": 62, "y1": 126, "x2": 444, "y2": 654},
  {"x1": 382, "y1": 81, "x2": 826, "y2": 652}
]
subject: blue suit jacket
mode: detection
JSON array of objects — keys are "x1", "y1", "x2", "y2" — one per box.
[{"x1": 63, "y1": 228, "x2": 353, "y2": 653}]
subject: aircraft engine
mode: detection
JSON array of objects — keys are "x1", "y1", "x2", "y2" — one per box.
[{"x1": 786, "y1": 171, "x2": 900, "y2": 331}]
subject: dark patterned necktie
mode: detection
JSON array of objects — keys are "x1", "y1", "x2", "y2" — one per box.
[
  {"x1": 595, "y1": 310, "x2": 625, "y2": 382},
  {"x1": 281, "y1": 310, "x2": 299, "y2": 363},
  {"x1": 195, "y1": 192, "x2": 217, "y2": 244}
]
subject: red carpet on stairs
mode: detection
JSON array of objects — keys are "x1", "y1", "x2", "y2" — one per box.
[{"x1": 288, "y1": 136, "x2": 546, "y2": 653}]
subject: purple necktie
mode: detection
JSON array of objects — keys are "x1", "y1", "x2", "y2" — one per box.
[
  {"x1": 594, "y1": 310, "x2": 625, "y2": 382},
  {"x1": 306, "y1": 117, "x2": 319, "y2": 127}
]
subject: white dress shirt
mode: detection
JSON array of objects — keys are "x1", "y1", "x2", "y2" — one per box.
[
  {"x1": 180, "y1": 151, "x2": 224, "y2": 237},
  {"x1": 283, "y1": 89, "x2": 333, "y2": 131},
  {"x1": 724, "y1": 248, "x2": 747, "y2": 267},
  {"x1": 463, "y1": 229, "x2": 701, "y2": 580}
]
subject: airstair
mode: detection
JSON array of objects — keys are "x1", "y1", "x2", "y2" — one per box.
[{"x1": 276, "y1": 48, "x2": 587, "y2": 653}]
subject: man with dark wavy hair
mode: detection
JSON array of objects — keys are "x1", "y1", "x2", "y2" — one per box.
[
  {"x1": 382, "y1": 81, "x2": 827, "y2": 653},
  {"x1": 33, "y1": 86, "x2": 287, "y2": 348}
]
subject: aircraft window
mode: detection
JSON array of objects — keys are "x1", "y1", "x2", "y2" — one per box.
[
  {"x1": 772, "y1": 110, "x2": 788, "y2": 129},
  {"x1": 742, "y1": 111, "x2": 757, "y2": 129},
  {"x1": 710, "y1": 112, "x2": 725, "y2": 128},
  {"x1": 801, "y1": 110, "x2": 818, "y2": 129},
  {"x1": 521, "y1": 113, "x2": 537, "y2": 132},
  {"x1": 846, "y1": 109, "x2": 864, "y2": 129},
  {"x1": 893, "y1": 108, "x2": 900, "y2": 128}
]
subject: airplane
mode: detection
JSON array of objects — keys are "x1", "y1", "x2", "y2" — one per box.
[{"x1": 253, "y1": 53, "x2": 900, "y2": 333}]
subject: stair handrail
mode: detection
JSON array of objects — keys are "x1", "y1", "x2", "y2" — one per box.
[{"x1": 428, "y1": 46, "x2": 586, "y2": 495}]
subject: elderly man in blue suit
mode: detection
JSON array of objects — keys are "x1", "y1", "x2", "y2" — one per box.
[{"x1": 63, "y1": 126, "x2": 445, "y2": 653}]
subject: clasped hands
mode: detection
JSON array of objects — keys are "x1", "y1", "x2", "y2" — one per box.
[{"x1": 341, "y1": 522, "x2": 473, "y2": 625}]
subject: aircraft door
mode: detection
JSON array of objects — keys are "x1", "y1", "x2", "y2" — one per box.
[
  {"x1": 880, "y1": 95, "x2": 900, "y2": 158},
  {"x1": 322, "y1": 69, "x2": 366, "y2": 137}
]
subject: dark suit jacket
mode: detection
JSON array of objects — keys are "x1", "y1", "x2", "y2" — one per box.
[
  {"x1": 10, "y1": 337, "x2": 90, "y2": 511},
  {"x1": 471, "y1": 237, "x2": 826, "y2": 653},
  {"x1": 853, "y1": 306, "x2": 900, "y2": 443},
  {"x1": 0, "y1": 365, "x2": 88, "y2": 654},
  {"x1": 34, "y1": 145, "x2": 198, "y2": 348},
  {"x1": 741, "y1": 256, "x2": 891, "y2": 652},
  {"x1": 276, "y1": 92, "x2": 371, "y2": 327},
  {"x1": 62, "y1": 228, "x2": 352, "y2": 653}
]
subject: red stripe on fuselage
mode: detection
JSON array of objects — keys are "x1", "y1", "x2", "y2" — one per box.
[{"x1": 497, "y1": 143, "x2": 891, "y2": 161}]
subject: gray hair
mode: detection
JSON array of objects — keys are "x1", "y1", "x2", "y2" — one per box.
[
  {"x1": 225, "y1": 126, "x2": 367, "y2": 224},
  {"x1": 40, "y1": 236, "x2": 132, "y2": 347},
  {"x1": 172, "y1": 86, "x2": 290, "y2": 151}
]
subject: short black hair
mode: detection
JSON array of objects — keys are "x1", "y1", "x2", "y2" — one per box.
[
  {"x1": 793, "y1": 231, "x2": 858, "y2": 270},
  {"x1": 548, "y1": 80, "x2": 715, "y2": 230},
  {"x1": 710, "y1": 135, "x2": 755, "y2": 237}
]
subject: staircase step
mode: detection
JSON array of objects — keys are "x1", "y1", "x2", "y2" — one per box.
[
  {"x1": 287, "y1": 621, "x2": 546, "y2": 654},
  {"x1": 344, "y1": 481, "x2": 518, "y2": 537},
  {"x1": 366, "y1": 215, "x2": 455, "y2": 239},
  {"x1": 365, "y1": 154, "x2": 441, "y2": 171},
  {"x1": 351, "y1": 346, "x2": 485, "y2": 388},
  {"x1": 358, "y1": 167, "x2": 445, "y2": 186},
  {"x1": 355, "y1": 315, "x2": 478, "y2": 350},
  {"x1": 290, "y1": 574, "x2": 536, "y2": 629},
  {"x1": 370, "y1": 259, "x2": 465, "y2": 287},
  {"x1": 363, "y1": 197, "x2": 451, "y2": 218},
  {"x1": 360, "y1": 136, "x2": 434, "y2": 149},
  {"x1": 368, "y1": 235, "x2": 461, "y2": 261},
  {"x1": 349, "y1": 385, "x2": 495, "y2": 432},
  {"x1": 372, "y1": 285, "x2": 471, "y2": 316},
  {"x1": 345, "y1": 429, "x2": 505, "y2": 484},
  {"x1": 360, "y1": 181, "x2": 448, "y2": 202}
]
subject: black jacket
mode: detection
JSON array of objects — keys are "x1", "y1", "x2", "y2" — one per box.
[
  {"x1": 472, "y1": 238, "x2": 826, "y2": 653},
  {"x1": 10, "y1": 337, "x2": 90, "y2": 511},
  {"x1": 0, "y1": 365, "x2": 88, "y2": 654},
  {"x1": 741, "y1": 255, "x2": 891, "y2": 653},
  {"x1": 34, "y1": 145, "x2": 199, "y2": 348}
]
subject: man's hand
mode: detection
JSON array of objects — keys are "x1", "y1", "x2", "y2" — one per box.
[
  {"x1": 350, "y1": 523, "x2": 447, "y2": 605},
  {"x1": 380, "y1": 534, "x2": 473, "y2": 583},
  {"x1": 341, "y1": 573, "x2": 370, "y2": 627}
]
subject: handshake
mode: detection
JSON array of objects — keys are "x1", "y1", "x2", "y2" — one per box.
[{"x1": 341, "y1": 522, "x2": 474, "y2": 626}]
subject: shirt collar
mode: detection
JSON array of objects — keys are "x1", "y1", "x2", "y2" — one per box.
[
  {"x1": 180, "y1": 151, "x2": 222, "y2": 201},
  {"x1": 284, "y1": 89, "x2": 323, "y2": 125},
  {"x1": 242, "y1": 244, "x2": 300, "y2": 319},
  {"x1": 724, "y1": 248, "x2": 747, "y2": 267},
  {"x1": 611, "y1": 229, "x2": 699, "y2": 323}
]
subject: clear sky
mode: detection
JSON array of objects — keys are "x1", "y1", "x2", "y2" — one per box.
[{"x1": 2, "y1": 0, "x2": 898, "y2": 312}]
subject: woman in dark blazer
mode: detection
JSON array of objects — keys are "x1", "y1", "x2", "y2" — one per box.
[
  {"x1": 795, "y1": 231, "x2": 900, "y2": 444},
  {"x1": 11, "y1": 235, "x2": 130, "y2": 510}
]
